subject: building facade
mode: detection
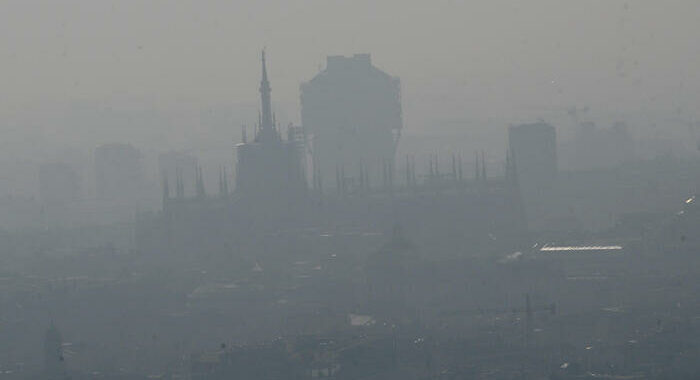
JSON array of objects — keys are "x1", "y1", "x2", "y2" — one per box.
[
  {"x1": 301, "y1": 54, "x2": 402, "y2": 190},
  {"x1": 508, "y1": 122, "x2": 557, "y2": 193}
]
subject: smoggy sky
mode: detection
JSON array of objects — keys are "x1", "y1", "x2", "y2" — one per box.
[{"x1": 1, "y1": 0, "x2": 699, "y2": 156}]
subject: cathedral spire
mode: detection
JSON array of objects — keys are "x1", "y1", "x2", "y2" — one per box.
[{"x1": 257, "y1": 49, "x2": 276, "y2": 142}]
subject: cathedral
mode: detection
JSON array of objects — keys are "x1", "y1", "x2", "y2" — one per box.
[
  {"x1": 140, "y1": 52, "x2": 527, "y2": 261},
  {"x1": 235, "y1": 51, "x2": 307, "y2": 204}
]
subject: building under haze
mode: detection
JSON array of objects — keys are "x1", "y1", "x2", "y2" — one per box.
[
  {"x1": 235, "y1": 51, "x2": 307, "y2": 202},
  {"x1": 301, "y1": 54, "x2": 402, "y2": 190},
  {"x1": 94, "y1": 143, "x2": 144, "y2": 202},
  {"x1": 149, "y1": 52, "x2": 527, "y2": 260},
  {"x1": 508, "y1": 122, "x2": 557, "y2": 229},
  {"x1": 508, "y1": 122, "x2": 557, "y2": 193}
]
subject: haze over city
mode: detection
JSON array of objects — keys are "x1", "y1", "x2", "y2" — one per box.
[
  {"x1": 1, "y1": 1, "x2": 700, "y2": 379},
  {"x1": 2, "y1": 1, "x2": 699, "y2": 197}
]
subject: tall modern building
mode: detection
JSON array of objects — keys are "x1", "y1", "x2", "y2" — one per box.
[
  {"x1": 148, "y1": 53, "x2": 527, "y2": 259},
  {"x1": 235, "y1": 51, "x2": 306, "y2": 202},
  {"x1": 301, "y1": 54, "x2": 402, "y2": 189},
  {"x1": 94, "y1": 143, "x2": 143, "y2": 202},
  {"x1": 508, "y1": 122, "x2": 557, "y2": 228}
]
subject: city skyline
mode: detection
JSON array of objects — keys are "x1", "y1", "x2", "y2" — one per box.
[
  {"x1": 2, "y1": 1, "x2": 699, "y2": 150},
  {"x1": 1, "y1": 3, "x2": 700, "y2": 378}
]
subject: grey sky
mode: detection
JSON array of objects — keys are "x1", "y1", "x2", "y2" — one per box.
[{"x1": 1, "y1": 0, "x2": 699, "y2": 156}]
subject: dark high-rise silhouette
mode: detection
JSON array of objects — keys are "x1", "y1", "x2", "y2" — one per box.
[
  {"x1": 508, "y1": 122, "x2": 557, "y2": 194},
  {"x1": 301, "y1": 54, "x2": 402, "y2": 190}
]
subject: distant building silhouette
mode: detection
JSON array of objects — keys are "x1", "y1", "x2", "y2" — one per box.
[
  {"x1": 508, "y1": 122, "x2": 557, "y2": 228},
  {"x1": 235, "y1": 51, "x2": 306, "y2": 202},
  {"x1": 508, "y1": 122, "x2": 557, "y2": 193},
  {"x1": 94, "y1": 143, "x2": 143, "y2": 202},
  {"x1": 301, "y1": 54, "x2": 402, "y2": 190},
  {"x1": 148, "y1": 52, "x2": 527, "y2": 260}
]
